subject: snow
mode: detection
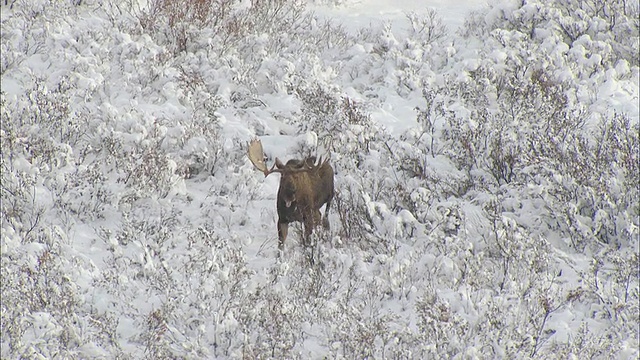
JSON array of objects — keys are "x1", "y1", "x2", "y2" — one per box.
[
  {"x1": 310, "y1": 0, "x2": 486, "y2": 33},
  {"x1": 1, "y1": 0, "x2": 639, "y2": 358}
]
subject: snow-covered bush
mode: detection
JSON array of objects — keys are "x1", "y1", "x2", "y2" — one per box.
[
  {"x1": 424, "y1": 31, "x2": 639, "y2": 253},
  {"x1": 137, "y1": 0, "x2": 312, "y2": 55}
]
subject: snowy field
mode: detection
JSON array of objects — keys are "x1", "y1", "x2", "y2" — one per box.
[
  {"x1": 310, "y1": 0, "x2": 486, "y2": 33},
  {"x1": 1, "y1": 0, "x2": 639, "y2": 358}
]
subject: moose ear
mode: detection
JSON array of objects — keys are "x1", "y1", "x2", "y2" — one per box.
[
  {"x1": 275, "y1": 158, "x2": 285, "y2": 169},
  {"x1": 306, "y1": 156, "x2": 317, "y2": 166}
]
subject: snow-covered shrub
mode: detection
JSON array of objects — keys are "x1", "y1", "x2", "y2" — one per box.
[
  {"x1": 406, "y1": 8, "x2": 448, "y2": 47},
  {"x1": 0, "y1": 1, "x2": 50, "y2": 75},
  {"x1": 483, "y1": 197, "x2": 552, "y2": 288},
  {"x1": 461, "y1": 0, "x2": 639, "y2": 72},
  {"x1": 438, "y1": 64, "x2": 572, "y2": 185},
  {"x1": 396, "y1": 88, "x2": 474, "y2": 200},
  {"x1": 137, "y1": 0, "x2": 311, "y2": 55},
  {"x1": 415, "y1": 289, "x2": 470, "y2": 357},
  {"x1": 179, "y1": 109, "x2": 225, "y2": 178},
  {"x1": 3, "y1": 77, "x2": 88, "y2": 153},
  {"x1": 426, "y1": 48, "x2": 638, "y2": 251},
  {"x1": 554, "y1": 0, "x2": 640, "y2": 66},
  {"x1": 1, "y1": 221, "x2": 112, "y2": 359},
  {"x1": 112, "y1": 126, "x2": 182, "y2": 200},
  {"x1": 547, "y1": 113, "x2": 639, "y2": 249},
  {"x1": 3, "y1": 243, "x2": 72, "y2": 358},
  {"x1": 93, "y1": 205, "x2": 256, "y2": 358},
  {"x1": 296, "y1": 83, "x2": 365, "y2": 148}
]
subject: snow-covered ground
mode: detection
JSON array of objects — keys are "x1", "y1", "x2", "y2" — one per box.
[
  {"x1": 1, "y1": 0, "x2": 638, "y2": 358},
  {"x1": 310, "y1": 0, "x2": 485, "y2": 33}
]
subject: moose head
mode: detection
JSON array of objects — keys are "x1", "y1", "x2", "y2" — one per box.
[{"x1": 247, "y1": 138, "x2": 334, "y2": 252}]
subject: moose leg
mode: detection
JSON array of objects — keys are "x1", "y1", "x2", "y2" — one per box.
[
  {"x1": 277, "y1": 221, "x2": 288, "y2": 252},
  {"x1": 322, "y1": 197, "x2": 332, "y2": 230},
  {"x1": 313, "y1": 209, "x2": 322, "y2": 228},
  {"x1": 303, "y1": 217, "x2": 314, "y2": 247}
]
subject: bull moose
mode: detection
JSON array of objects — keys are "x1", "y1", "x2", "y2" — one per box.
[{"x1": 247, "y1": 138, "x2": 334, "y2": 251}]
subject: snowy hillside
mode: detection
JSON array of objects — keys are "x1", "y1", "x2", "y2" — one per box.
[{"x1": 1, "y1": 0, "x2": 638, "y2": 358}]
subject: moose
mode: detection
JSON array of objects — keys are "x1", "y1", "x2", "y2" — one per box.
[{"x1": 247, "y1": 138, "x2": 334, "y2": 252}]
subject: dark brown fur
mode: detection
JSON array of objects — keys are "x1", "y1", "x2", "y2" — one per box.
[{"x1": 276, "y1": 156, "x2": 334, "y2": 250}]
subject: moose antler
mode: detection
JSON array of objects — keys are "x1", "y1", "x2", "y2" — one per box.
[
  {"x1": 247, "y1": 137, "x2": 329, "y2": 177},
  {"x1": 247, "y1": 138, "x2": 281, "y2": 177},
  {"x1": 314, "y1": 156, "x2": 329, "y2": 169}
]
